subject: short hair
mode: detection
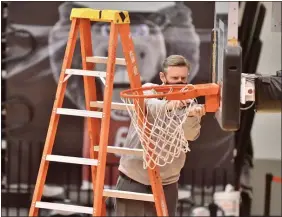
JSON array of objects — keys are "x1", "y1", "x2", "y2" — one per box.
[{"x1": 162, "y1": 55, "x2": 191, "y2": 73}]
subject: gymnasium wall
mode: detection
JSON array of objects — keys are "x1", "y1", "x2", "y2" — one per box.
[
  {"x1": 4, "y1": 1, "x2": 234, "y2": 186},
  {"x1": 251, "y1": 1, "x2": 281, "y2": 160}
]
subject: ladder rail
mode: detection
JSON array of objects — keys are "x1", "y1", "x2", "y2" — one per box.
[
  {"x1": 79, "y1": 18, "x2": 104, "y2": 216},
  {"x1": 93, "y1": 21, "x2": 119, "y2": 216},
  {"x1": 29, "y1": 18, "x2": 80, "y2": 217}
]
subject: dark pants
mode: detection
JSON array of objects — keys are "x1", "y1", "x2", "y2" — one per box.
[{"x1": 115, "y1": 173, "x2": 178, "y2": 216}]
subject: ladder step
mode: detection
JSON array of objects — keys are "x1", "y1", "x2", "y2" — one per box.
[
  {"x1": 46, "y1": 155, "x2": 98, "y2": 166},
  {"x1": 90, "y1": 101, "x2": 134, "y2": 111},
  {"x1": 94, "y1": 146, "x2": 143, "y2": 157},
  {"x1": 56, "y1": 108, "x2": 103, "y2": 118},
  {"x1": 103, "y1": 189, "x2": 154, "y2": 202},
  {"x1": 35, "y1": 202, "x2": 93, "y2": 214},
  {"x1": 86, "y1": 56, "x2": 126, "y2": 65},
  {"x1": 65, "y1": 69, "x2": 106, "y2": 77}
]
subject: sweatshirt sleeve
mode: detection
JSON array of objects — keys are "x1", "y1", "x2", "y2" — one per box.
[
  {"x1": 142, "y1": 83, "x2": 167, "y2": 115},
  {"x1": 182, "y1": 116, "x2": 201, "y2": 141}
]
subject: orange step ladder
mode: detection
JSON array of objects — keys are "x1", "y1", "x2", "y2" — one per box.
[{"x1": 29, "y1": 8, "x2": 169, "y2": 217}]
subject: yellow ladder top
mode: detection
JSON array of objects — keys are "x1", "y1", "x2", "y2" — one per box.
[{"x1": 70, "y1": 8, "x2": 130, "y2": 24}]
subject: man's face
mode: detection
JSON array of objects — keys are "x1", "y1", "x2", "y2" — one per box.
[{"x1": 160, "y1": 66, "x2": 189, "y2": 85}]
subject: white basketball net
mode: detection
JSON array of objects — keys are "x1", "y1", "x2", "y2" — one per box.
[{"x1": 121, "y1": 86, "x2": 198, "y2": 169}]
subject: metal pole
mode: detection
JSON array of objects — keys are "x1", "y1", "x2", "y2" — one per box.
[
  {"x1": 227, "y1": 2, "x2": 239, "y2": 45},
  {"x1": 263, "y1": 173, "x2": 273, "y2": 216}
]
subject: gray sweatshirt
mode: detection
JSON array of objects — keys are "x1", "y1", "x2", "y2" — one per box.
[{"x1": 118, "y1": 83, "x2": 202, "y2": 185}]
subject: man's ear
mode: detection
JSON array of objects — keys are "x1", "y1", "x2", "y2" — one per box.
[{"x1": 159, "y1": 72, "x2": 166, "y2": 84}]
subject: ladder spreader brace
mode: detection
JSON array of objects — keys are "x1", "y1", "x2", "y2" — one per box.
[{"x1": 29, "y1": 8, "x2": 169, "y2": 216}]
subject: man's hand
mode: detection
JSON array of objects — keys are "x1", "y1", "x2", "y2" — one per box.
[
  {"x1": 166, "y1": 100, "x2": 191, "y2": 110},
  {"x1": 187, "y1": 104, "x2": 206, "y2": 117}
]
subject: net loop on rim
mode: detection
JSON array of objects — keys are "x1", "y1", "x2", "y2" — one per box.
[{"x1": 120, "y1": 84, "x2": 198, "y2": 169}]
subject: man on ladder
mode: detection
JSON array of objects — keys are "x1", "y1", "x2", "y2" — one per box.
[{"x1": 116, "y1": 55, "x2": 205, "y2": 216}]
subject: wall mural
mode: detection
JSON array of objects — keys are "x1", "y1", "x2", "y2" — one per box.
[{"x1": 4, "y1": 2, "x2": 234, "y2": 187}]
